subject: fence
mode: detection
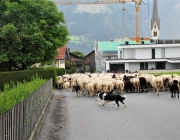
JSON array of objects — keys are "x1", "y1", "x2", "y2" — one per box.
[{"x1": 0, "y1": 79, "x2": 53, "y2": 140}]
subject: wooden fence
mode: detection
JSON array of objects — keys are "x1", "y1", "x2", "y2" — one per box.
[{"x1": 0, "y1": 79, "x2": 53, "y2": 140}]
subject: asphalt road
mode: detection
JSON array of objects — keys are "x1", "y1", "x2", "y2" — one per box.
[{"x1": 37, "y1": 88, "x2": 180, "y2": 140}]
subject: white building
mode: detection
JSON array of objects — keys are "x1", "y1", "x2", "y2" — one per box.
[
  {"x1": 95, "y1": 0, "x2": 180, "y2": 73},
  {"x1": 105, "y1": 41, "x2": 180, "y2": 72}
]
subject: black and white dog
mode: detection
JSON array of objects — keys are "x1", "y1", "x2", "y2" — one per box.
[
  {"x1": 168, "y1": 80, "x2": 179, "y2": 98},
  {"x1": 74, "y1": 85, "x2": 81, "y2": 97},
  {"x1": 98, "y1": 91, "x2": 126, "y2": 109}
]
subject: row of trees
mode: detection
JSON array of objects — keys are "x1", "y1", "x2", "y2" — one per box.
[{"x1": 0, "y1": 0, "x2": 69, "y2": 71}]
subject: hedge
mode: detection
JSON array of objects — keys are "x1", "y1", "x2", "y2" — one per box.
[{"x1": 0, "y1": 68, "x2": 65, "y2": 91}]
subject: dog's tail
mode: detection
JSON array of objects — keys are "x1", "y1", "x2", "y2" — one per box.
[{"x1": 123, "y1": 95, "x2": 127, "y2": 98}]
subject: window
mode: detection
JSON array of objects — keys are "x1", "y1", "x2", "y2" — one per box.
[
  {"x1": 154, "y1": 24, "x2": 156, "y2": 29},
  {"x1": 108, "y1": 56, "x2": 111, "y2": 59},
  {"x1": 60, "y1": 60, "x2": 64, "y2": 64},
  {"x1": 152, "y1": 49, "x2": 155, "y2": 59},
  {"x1": 154, "y1": 31, "x2": 157, "y2": 36},
  {"x1": 120, "y1": 49, "x2": 123, "y2": 59},
  {"x1": 140, "y1": 62, "x2": 148, "y2": 70},
  {"x1": 156, "y1": 62, "x2": 165, "y2": 69}
]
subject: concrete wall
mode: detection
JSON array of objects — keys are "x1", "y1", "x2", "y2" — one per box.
[
  {"x1": 155, "y1": 48, "x2": 161, "y2": 58},
  {"x1": 136, "y1": 48, "x2": 151, "y2": 59},
  {"x1": 148, "y1": 62, "x2": 156, "y2": 69},
  {"x1": 124, "y1": 49, "x2": 135, "y2": 59},
  {"x1": 128, "y1": 63, "x2": 140, "y2": 72},
  {"x1": 165, "y1": 48, "x2": 180, "y2": 58},
  {"x1": 166, "y1": 63, "x2": 179, "y2": 69}
]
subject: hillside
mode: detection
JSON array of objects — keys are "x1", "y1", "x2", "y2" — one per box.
[{"x1": 56, "y1": 0, "x2": 180, "y2": 54}]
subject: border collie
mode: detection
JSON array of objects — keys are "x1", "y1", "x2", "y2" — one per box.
[
  {"x1": 98, "y1": 92, "x2": 126, "y2": 109},
  {"x1": 74, "y1": 85, "x2": 81, "y2": 97}
]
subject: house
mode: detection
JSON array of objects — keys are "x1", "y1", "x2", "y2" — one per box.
[
  {"x1": 55, "y1": 46, "x2": 84, "y2": 72},
  {"x1": 69, "y1": 52, "x2": 84, "y2": 72},
  {"x1": 55, "y1": 46, "x2": 70, "y2": 68},
  {"x1": 95, "y1": 37, "x2": 151, "y2": 72},
  {"x1": 84, "y1": 50, "x2": 95, "y2": 72},
  {"x1": 105, "y1": 40, "x2": 180, "y2": 72}
]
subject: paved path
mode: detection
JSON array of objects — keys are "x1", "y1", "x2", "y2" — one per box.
[{"x1": 37, "y1": 89, "x2": 180, "y2": 140}]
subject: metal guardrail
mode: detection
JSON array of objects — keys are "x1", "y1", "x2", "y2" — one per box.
[{"x1": 0, "y1": 79, "x2": 53, "y2": 140}]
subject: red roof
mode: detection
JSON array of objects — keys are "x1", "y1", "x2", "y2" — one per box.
[
  {"x1": 130, "y1": 38, "x2": 150, "y2": 41},
  {"x1": 55, "y1": 46, "x2": 66, "y2": 60}
]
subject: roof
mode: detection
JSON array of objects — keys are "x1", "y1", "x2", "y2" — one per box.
[
  {"x1": 98, "y1": 37, "x2": 151, "y2": 51},
  {"x1": 84, "y1": 50, "x2": 95, "y2": 58},
  {"x1": 151, "y1": 0, "x2": 160, "y2": 29},
  {"x1": 118, "y1": 43, "x2": 180, "y2": 49},
  {"x1": 69, "y1": 52, "x2": 85, "y2": 60},
  {"x1": 105, "y1": 58, "x2": 180, "y2": 64},
  {"x1": 55, "y1": 46, "x2": 66, "y2": 60}
]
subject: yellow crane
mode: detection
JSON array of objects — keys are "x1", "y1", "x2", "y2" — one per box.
[{"x1": 53, "y1": 0, "x2": 143, "y2": 43}]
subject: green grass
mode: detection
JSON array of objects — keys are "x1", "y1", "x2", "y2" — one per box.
[
  {"x1": 150, "y1": 72, "x2": 180, "y2": 76},
  {"x1": 0, "y1": 75, "x2": 47, "y2": 114},
  {"x1": 70, "y1": 35, "x2": 85, "y2": 44}
]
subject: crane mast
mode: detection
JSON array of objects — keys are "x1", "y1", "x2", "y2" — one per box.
[{"x1": 53, "y1": 0, "x2": 142, "y2": 43}]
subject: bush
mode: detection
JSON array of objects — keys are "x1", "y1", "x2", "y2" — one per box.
[{"x1": 0, "y1": 68, "x2": 65, "y2": 91}]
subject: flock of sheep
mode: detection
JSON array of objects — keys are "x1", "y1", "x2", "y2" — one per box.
[{"x1": 56, "y1": 72, "x2": 180, "y2": 98}]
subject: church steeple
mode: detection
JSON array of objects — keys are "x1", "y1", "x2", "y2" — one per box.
[{"x1": 151, "y1": 0, "x2": 160, "y2": 40}]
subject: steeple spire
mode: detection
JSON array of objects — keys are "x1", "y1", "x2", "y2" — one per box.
[{"x1": 151, "y1": 0, "x2": 160, "y2": 40}]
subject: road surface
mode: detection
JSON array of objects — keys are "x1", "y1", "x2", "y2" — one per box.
[{"x1": 37, "y1": 88, "x2": 180, "y2": 140}]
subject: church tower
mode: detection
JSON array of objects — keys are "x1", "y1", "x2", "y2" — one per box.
[{"x1": 151, "y1": 0, "x2": 160, "y2": 40}]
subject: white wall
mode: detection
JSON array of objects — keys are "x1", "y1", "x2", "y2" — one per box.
[
  {"x1": 128, "y1": 63, "x2": 140, "y2": 72},
  {"x1": 135, "y1": 48, "x2": 151, "y2": 59},
  {"x1": 125, "y1": 63, "x2": 129, "y2": 71},
  {"x1": 165, "y1": 48, "x2": 180, "y2": 58},
  {"x1": 124, "y1": 49, "x2": 135, "y2": 59},
  {"x1": 148, "y1": 62, "x2": 155, "y2": 69},
  {"x1": 166, "y1": 63, "x2": 179, "y2": 69},
  {"x1": 155, "y1": 48, "x2": 161, "y2": 58}
]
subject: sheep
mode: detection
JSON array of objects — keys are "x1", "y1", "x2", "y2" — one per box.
[
  {"x1": 86, "y1": 82, "x2": 95, "y2": 97},
  {"x1": 78, "y1": 77, "x2": 90, "y2": 96},
  {"x1": 139, "y1": 77, "x2": 147, "y2": 93},
  {"x1": 106, "y1": 80, "x2": 114, "y2": 93},
  {"x1": 115, "y1": 80, "x2": 124, "y2": 94},
  {"x1": 98, "y1": 79, "x2": 108, "y2": 92},
  {"x1": 56, "y1": 79, "x2": 63, "y2": 89},
  {"x1": 124, "y1": 81, "x2": 134, "y2": 93},
  {"x1": 31, "y1": 63, "x2": 41, "y2": 68},
  {"x1": 130, "y1": 78, "x2": 140, "y2": 93},
  {"x1": 63, "y1": 81, "x2": 70, "y2": 91},
  {"x1": 71, "y1": 81, "x2": 77, "y2": 92},
  {"x1": 151, "y1": 76, "x2": 163, "y2": 96}
]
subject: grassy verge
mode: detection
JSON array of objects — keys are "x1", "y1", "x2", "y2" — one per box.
[{"x1": 0, "y1": 75, "x2": 47, "y2": 114}]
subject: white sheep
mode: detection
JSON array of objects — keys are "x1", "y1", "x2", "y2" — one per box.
[
  {"x1": 86, "y1": 82, "x2": 95, "y2": 97},
  {"x1": 56, "y1": 79, "x2": 63, "y2": 89},
  {"x1": 130, "y1": 78, "x2": 140, "y2": 93},
  {"x1": 63, "y1": 81, "x2": 70, "y2": 91},
  {"x1": 115, "y1": 80, "x2": 124, "y2": 94},
  {"x1": 151, "y1": 76, "x2": 163, "y2": 96}
]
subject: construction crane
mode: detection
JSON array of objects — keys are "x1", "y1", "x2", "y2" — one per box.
[{"x1": 53, "y1": 0, "x2": 143, "y2": 43}]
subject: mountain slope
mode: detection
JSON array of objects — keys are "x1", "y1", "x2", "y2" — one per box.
[{"x1": 56, "y1": 0, "x2": 180, "y2": 54}]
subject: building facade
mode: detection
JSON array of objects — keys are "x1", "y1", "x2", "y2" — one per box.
[{"x1": 105, "y1": 40, "x2": 180, "y2": 73}]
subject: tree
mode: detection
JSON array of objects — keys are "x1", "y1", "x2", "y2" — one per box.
[
  {"x1": 0, "y1": 0, "x2": 69, "y2": 71},
  {"x1": 71, "y1": 51, "x2": 85, "y2": 58}
]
